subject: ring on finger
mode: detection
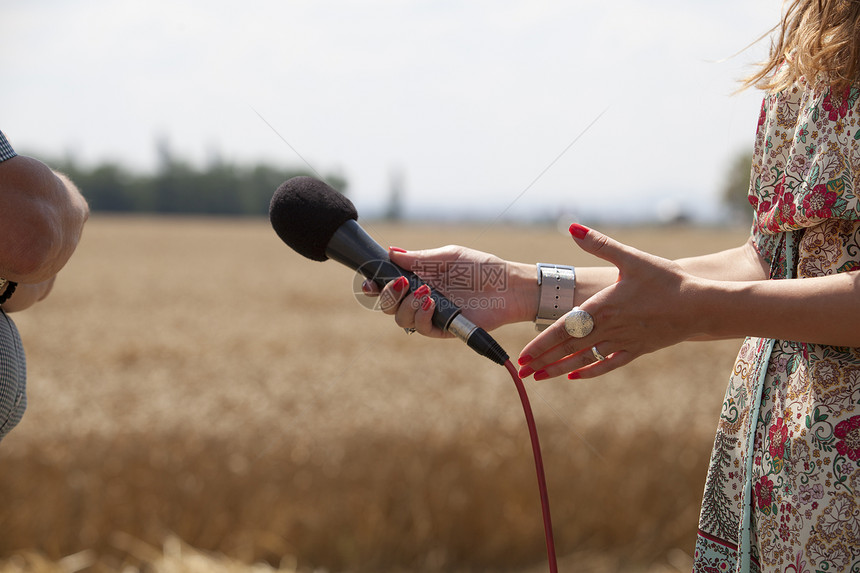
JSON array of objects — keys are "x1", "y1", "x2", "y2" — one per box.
[
  {"x1": 563, "y1": 307, "x2": 594, "y2": 338},
  {"x1": 591, "y1": 345, "x2": 605, "y2": 361}
]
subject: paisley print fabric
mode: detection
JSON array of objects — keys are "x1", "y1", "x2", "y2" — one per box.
[
  {"x1": 749, "y1": 82, "x2": 860, "y2": 235},
  {"x1": 694, "y1": 81, "x2": 860, "y2": 572}
]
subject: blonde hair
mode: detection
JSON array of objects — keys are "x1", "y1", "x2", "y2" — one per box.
[{"x1": 746, "y1": 0, "x2": 860, "y2": 92}]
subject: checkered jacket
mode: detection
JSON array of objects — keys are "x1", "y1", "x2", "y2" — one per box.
[{"x1": 0, "y1": 130, "x2": 27, "y2": 442}]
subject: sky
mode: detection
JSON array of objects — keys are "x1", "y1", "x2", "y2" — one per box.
[{"x1": 2, "y1": 0, "x2": 780, "y2": 222}]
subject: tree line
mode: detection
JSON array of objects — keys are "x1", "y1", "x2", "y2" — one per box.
[
  {"x1": 46, "y1": 143, "x2": 347, "y2": 216},
  {"x1": 720, "y1": 149, "x2": 754, "y2": 221},
  {"x1": 43, "y1": 143, "x2": 753, "y2": 220}
]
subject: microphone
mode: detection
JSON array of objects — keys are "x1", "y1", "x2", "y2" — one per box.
[{"x1": 269, "y1": 176, "x2": 509, "y2": 365}]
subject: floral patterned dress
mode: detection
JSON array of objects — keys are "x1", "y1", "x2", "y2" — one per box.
[{"x1": 693, "y1": 81, "x2": 860, "y2": 572}]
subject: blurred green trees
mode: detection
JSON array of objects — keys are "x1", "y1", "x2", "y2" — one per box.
[
  {"x1": 43, "y1": 143, "x2": 758, "y2": 222},
  {"x1": 720, "y1": 149, "x2": 754, "y2": 220},
  {"x1": 47, "y1": 144, "x2": 347, "y2": 216}
]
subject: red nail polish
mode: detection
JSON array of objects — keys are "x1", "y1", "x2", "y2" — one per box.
[
  {"x1": 519, "y1": 366, "x2": 535, "y2": 378},
  {"x1": 568, "y1": 371, "x2": 581, "y2": 380},
  {"x1": 533, "y1": 370, "x2": 549, "y2": 381},
  {"x1": 421, "y1": 296, "x2": 433, "y2": 311},
  {"x1": 518, "y1": 354, "x2": 533, "y2": 366},
  {"x1": 361, "y1": 281, "x2": 372, "y2": 294},
  {"x1": 414, "y1": 284, "x2": 430, "y2": 298},
  {"x1": 389, "y1": 246, "x2": 407, "y2": 253},
  {"x1": 569, "y1": 223, "x2": 589, "y2": 239},
  {"x1": 393, "y1": 276, "x2": 408, "y2": 292}
]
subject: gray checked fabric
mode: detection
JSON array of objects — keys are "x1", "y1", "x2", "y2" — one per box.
[
  {"x1": 0, "y1": 310, "x2": 26, "y2": 441},
  {"x1": 0, "y1": 130, "x2": 27, "y2": 441},
  {"x1": 0, "y1": 130, "x2": 16, "y2": 162}
]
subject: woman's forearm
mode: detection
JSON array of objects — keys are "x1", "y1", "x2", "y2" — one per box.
[
  {"x1": 428, "y1": 236, "x2": 779, "y2": 336},
  {"x1": 675, "y1": 237, "x2": 769, "y2": 282},
  {"x1": 673, "y1": 237, "x2": 860, "y2": 346},
  {"x1": 505, "y1": 262, "x2": 617, "y2": 323},
  {"x1": 692, "y1": 270, "x2": 860, "y2": 347}
]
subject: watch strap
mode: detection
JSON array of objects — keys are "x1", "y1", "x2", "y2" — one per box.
[{"x1": 534, "y1": 263, "x2": 576, "y2": 331}]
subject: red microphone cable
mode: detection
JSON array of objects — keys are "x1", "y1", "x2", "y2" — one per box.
[{"x1": 503, "y1": 359, "x2": 558, "y2": 573}]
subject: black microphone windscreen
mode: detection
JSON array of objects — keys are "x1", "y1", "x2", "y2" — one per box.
[{"x1": 269, "y1": 176, "x2": 358, "y2": 262}]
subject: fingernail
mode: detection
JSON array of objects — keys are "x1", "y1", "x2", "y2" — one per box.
[
  {"x1": 533, "y1": 370, "x2": 549, "y2": 381},
  {"x1": 414, "y1": 284, "x2": 430, "y2": 298},
  {"x1": 393, "y1": 276, "x2": 408, "y2": 292},
  {"x1": 569, "y1": 223, "x2": 589, "y2": 239},
  {"x1": 389, "y1": 246, "x2": 407, "y2": 253},
  {"x1": 517, "y1": 354, "x2": 533, "y2": 366},
  {"x1": 568, "y1": 371, "x2": 581, "y2": 380},
  {"x1": 421, "y1": 296, "x2": 433, "y2": 311},
  {"x1": 518, "y1": 366, "x2": 534, "y2": 378},
  {"x1": 361, "y1": 281, "x2": 372, "y2": 294}
]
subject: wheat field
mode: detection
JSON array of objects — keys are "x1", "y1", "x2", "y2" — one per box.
[{"x1": 0, "y1": 216, "x2": 750, "y2": 573}]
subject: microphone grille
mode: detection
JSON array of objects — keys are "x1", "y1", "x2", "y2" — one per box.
[{"x1": 269, "y1": 176, "x2": 358, "y2": 261}]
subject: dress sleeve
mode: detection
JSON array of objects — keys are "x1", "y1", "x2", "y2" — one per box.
[
  {"x1": 0, "y1": 131, "x2": 17, "y2": 163},
  {"x1": 750, "y1": 83, "x2": 860, "y2": 234},
  {"x1": 750, "y1": 216, "x2": 780, "y2": 273}
]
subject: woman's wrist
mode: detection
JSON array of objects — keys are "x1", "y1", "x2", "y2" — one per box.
[
  {"x1": 572, "y1": 266, "x2": 619, "y2": 306},
  {"x1": 507, "y1": 262, "x2": 541, "y2": 324},
  {"x1": 534, "y1": 263, "x2": 577, "y2": 331},
  {"x1": 507, "y1": 263, "x2": 619, "y2": 327}
]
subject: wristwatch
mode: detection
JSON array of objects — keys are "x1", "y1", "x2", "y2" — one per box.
[
  {"x1": 0, "y1": 278, "x2": 16, "y2": 305},
  {"x1": 534, "y1": 263, "x2": 576, "y2": 331}
]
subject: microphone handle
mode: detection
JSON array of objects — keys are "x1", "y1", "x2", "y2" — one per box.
[
  {"x1": 373, "y1": 262, "x2": 463, "y2": 331},
  {"x1": 359, "y1": 258, "x2": 507, "y2": 365},
  {"x1": 326, "y1": 220, "x2": 508, "y2": 365},
  {"x1": 326, "y1": 220, "x2": 460, "y2": 331}
]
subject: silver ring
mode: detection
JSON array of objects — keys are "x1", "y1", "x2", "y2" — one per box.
[
  {"x1": 563, "y1": 307, "x2": 594, "y2": 338},
  {"x1": 591, "y1": 346, "x2": 605, "y2": 361},
  {"x1": 404, "y1": 328, "x2": 416, "y2": 335}
]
